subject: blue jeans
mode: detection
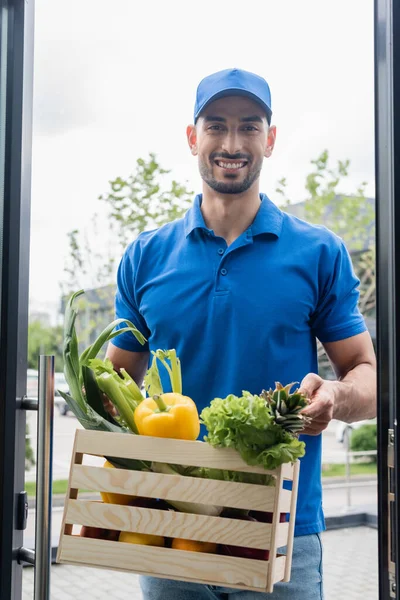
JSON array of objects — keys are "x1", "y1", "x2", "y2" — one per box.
[{"x1": 140, "y1": 533, "x2": 324, "y2": 599}]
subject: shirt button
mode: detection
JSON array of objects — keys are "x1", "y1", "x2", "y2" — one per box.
[
  {"x1": 218, "y1": 248, "x2": 224, "y2": 255},
  {"x1": 220, "y1": 268, "x2": 228, "y2": 276}
]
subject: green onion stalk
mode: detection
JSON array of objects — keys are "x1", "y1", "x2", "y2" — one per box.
[
  {"x1": 96, "y1": 371, "x2": 139, "y2": 434},
  {"x1": 147, "y1": 349, "x2": 182, "y2": 395}
]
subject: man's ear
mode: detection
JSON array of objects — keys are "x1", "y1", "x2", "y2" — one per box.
[
  {"x1": 186, "y1": 124, "x2": 198, "y2": 156},
  {"x1": 265, "y1": 125, "x2": 277, "y2": 158}
]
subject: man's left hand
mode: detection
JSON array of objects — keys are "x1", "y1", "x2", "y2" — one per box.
[{"x1": 298, "y1": 373, "x2": 337, "y2": 436}]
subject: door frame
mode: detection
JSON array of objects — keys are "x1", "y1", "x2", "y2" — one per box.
[
  {"x1": 375, "y1": 0, "x2": 400, "y2": 597},
  {"x1": 0, "y1": 0, "x2": 34, "y2": 598}
]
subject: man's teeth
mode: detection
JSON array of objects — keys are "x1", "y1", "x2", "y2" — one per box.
[{"x1": 216, "y1": 161, "x2": 246, "y2": 169}]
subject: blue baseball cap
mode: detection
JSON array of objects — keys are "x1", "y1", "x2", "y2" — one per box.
[{"x1": 194, "y1": 68, "x2": 272, "y2": 124}]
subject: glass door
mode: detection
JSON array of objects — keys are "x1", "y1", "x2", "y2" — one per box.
[
  {"x1": 0, "y1": 0, "x2": 400, "y2": 598},
  {"x1": 0, "y1": 0, "x2": 34, "y2": 598}
]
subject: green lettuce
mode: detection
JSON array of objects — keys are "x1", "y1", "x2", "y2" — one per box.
[{"x1": 200, "y1": 391, "x2": 305, "y2": 470}]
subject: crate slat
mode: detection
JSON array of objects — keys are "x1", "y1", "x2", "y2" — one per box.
[
  {"x1": 75, "y1": 430, "x2": 294, "y2": 478},
  {"x1": 66, "y1": 500, "x2": 289, "y2": 550},
  {"x1": 266, "y1": 462, "x2": 284, "y2": 592},
  {"x1": 56, "y1": 433, "x2": 83, "y2": 562},
  {"x1": 59, "y1": 535, "x2": 269, "y2": 590},
  {"x1": 283, "y1": 460, "x2": 300, "y2": 582},
  {"x1": 272, "y1": 556, "x2": 286, "y2": 583},
  {"x1": 71, "y1": 464, "x2": 292, "y2": 512}
]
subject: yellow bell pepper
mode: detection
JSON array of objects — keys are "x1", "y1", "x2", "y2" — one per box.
[
  {"x1": 118, "y1": 531, "x2": 165, "y2": 546},
  {"x1": 100, "y1": 460, "x2": 136, "y2": 505},
  {"x1": 171, "y1": 538, "x2": 217, "y2": 553},
  {"x1": 134, "y1": 393, "x2": 200, "y2": 440}
]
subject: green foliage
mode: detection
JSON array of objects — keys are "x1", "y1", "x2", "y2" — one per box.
[
  {"x1": 303, "y1": 150, "x2": 374, "y2": 251},
  {"x1": 321, "y1": 462, "x2": 377, "y2": 477},
  {"x1": 25, "y1": 479, "x2": 92, "y2": 498},
  {"x1": 28, "y1": 320, "x2": 64, "y2": 372},
  {"x1": 63, "y1": 153, "x2": 193, "y2": 294},
  {"x1": 61, "y1": 154, "x2": 193, "y2": 350},
  {"x1": 274, "y1": 177, "x2": 291, "y2": 209},
  {"x1": 99, "y1": 153, "x2": 193, "y2": 250},
  {"x1": 350, "y1": 424, "x2": 377, "y2": 462},
  {"x1": 25, "y1": 423, "x2": 35, "y2": 470},
  {"x1": 277, "y1": 150, "x2": 376, "y2": 378},
  {"x1": 277, "y1": 150, "x2": 374, "y2": 251}
]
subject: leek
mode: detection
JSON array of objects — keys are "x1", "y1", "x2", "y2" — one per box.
[
  {"x1": 62, "y1": 289, "x2": 146, "y2": 434},
  {"x1": 96, "y1": 372, "x2": 139, "y2": 434},
  {"x1": 120, "y1": 368, "x2": 144, "y2": 404}
]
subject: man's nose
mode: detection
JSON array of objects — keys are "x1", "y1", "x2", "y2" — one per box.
[{"x1": 221, "y1": 130, "x2": 241, "y2": 155}]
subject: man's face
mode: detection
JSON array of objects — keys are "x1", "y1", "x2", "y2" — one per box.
[{"x1": 187, "y1": 96, "x2": 276, "y2": 195}]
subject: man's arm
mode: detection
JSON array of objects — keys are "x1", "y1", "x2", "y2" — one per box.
[
  {"x1": 106, "y1": 343, "x2": 150, "y2": 386},
  {"x1": 299, "y1": 331, "x2": 377, "y2": 436}
]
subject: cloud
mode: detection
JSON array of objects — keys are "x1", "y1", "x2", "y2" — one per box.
[{"x1": 33, "y1": 39, "x2": 98, "y2": 135}]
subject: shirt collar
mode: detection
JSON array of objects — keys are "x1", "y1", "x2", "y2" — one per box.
[
  {"x1": 251, "y1": 193, "x2": 283, "y2": 237},
  {"x1": 184, "y1": 193, "x2": 283, "y2": 238},
  {"x1": 184, "y1": 195, "x2": 210, "y2": 237}
]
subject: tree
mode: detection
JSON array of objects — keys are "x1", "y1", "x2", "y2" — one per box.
[
  {"x1": 61, "y1": 153, "x2": 194, "y2": 351},
  {"x1": 98, "y1": 153, "x2": 193, "y2": 251},
  {"x1": 276, "y1": 150, "x2": 375, "y2": 377},
  {"x1": 62, "y1": 153, "x2": 193, "y2": 294},
  {"x1": 350, "y1": 424, "x2": 377, "y2": 463},
  {"x1": 28, "y1": 320, "x2": 64, "y2": 372}
]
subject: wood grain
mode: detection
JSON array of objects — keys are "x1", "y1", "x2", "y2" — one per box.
[
  {"x1": 71, "y1": 464, "x2": 292, "y2": 512},
  {"x1": 272, "y1": 556, "x2": 287, "y2": 583},
  {"x1": 283, "y1": 460, "x2": 300, "y2": 582},
  {"x1": 56, "y1": 436, "x2": 83, "y2": 563},
  {"x1": 266, "y1": 462, "x2": 285, "y2": 592},
  {"x1": 65, "y1": 499, "x2": 277, "y2": 549},
  {"x1": 74, "y1": 430, "x2": 294, "y2": 478},
  {"x1": 57, "y1": 429, "x2": 300, "y2": 592},
  {"x1": 59, "y1": 535, "x2": 269, "y2": 590}
]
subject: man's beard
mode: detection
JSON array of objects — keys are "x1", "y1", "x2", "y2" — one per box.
[{"x1": 199, "y1": 156, "x2": 262, "y2": 194}]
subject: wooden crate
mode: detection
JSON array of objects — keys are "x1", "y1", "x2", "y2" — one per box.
[{"x1": 57, "y1": 429, "x2": 300, "y2": 593}]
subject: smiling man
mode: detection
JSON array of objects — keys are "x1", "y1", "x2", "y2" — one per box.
[{"x1": 107, "y1": 68, "x2": 376, "y2": 599}]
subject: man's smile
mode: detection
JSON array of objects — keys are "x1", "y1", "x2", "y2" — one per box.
[{"x1": 213, "y1": 159, "x2": 248, "y2": 173}]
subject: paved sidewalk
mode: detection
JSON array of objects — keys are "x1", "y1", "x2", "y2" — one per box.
[{"x1": 22, "y1": 526, "x2": 378, "y2": 600}]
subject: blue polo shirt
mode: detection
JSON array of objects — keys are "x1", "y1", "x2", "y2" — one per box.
[{"x1": 111, "y1": 193, "x2": 367, "y2": 536}]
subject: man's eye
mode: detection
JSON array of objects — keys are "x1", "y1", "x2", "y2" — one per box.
[
  {"x1": 208, "y1": 125, "x2": 222, "y2": 130},
  {"x1": 243, "y1": 125, "x2": 258, "y2": 131}
]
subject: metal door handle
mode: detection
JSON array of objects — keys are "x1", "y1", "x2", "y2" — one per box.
[
  {"x1": 19, "y1": 356, "x2": 54, "y2": 599},
  {"x1": 34, "y1": 355, "x2": 54, "y2": 600}
]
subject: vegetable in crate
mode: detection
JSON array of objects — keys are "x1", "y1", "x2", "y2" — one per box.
[
  {"x1": 136, "y1": 349, "x2": 200, "y2": 440},
  {"x1": 80, "y1": 526, "x2": 119, "y2": 541},
  {"x1": 90, "y1": 357, "x2": 144, "y2": 434},
  {"x1": 260, "y1": 382, "x2": 311, "y2": 435},
  {"x1": 171, "y1": 539, "x2": 217, "y2": 553},
  {"x1": 200, "y1": 390, "x2": 308, "y2": 470},
  {"x1": 134, "y1": 393, "x2": 200, "y2": 440},
  {"x1": 59, "y1": 290, "x2": 150, "y2": 472},
  {"x1": 60, "y1": 290, "x2": 146, "y2": 434},
  {"x1": 218, "y1": 510, "x2": 270, "y2": 561},
  {"x1": 100, "y1": 460, "x2": 136, "y2": 505},
  {"x1": 118, "y1": 532, "x2": 165, "y2": 547}
]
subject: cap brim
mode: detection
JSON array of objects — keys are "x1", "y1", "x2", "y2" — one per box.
[{"x1": 195, "y1": 88, "x2": 272, "y2": 124}]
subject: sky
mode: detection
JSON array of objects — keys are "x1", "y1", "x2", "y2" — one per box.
[{"x1": 29, "y1": 0, "x2": 375, "y2": 322}]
